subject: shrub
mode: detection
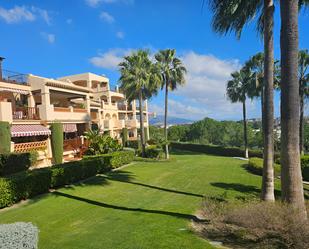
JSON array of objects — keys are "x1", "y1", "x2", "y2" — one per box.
[
  {"x1": 0, "y1": 222, "x2": 39, "y2": 249},
  {"x1": 247, "y1": 157, "x2": 281, "y2": 177},
  {"x1": 127, "y1": 140, "x2": 139, "y2": 149},
  {"x1": 301, "y1": 155, "x2": 309, "y2": 181},
  {"x1": 143, "y1": 145, "x2": 163, "y2": 159},
  {"x1": 0, "y1": 151, "x2": 135, "y2": 208},
  {"x1": 0, "y1": 169, "x2": 51, "y2": 208},
  {"x1": 0, "y1": 152, "x2": 38, "y2": 176},
  {"x1": 50, "y1": 123, "x2": 63, "y2": 164},
  {"x1": 0, "y1": 121, "x2": 11, "y2": 154},
  {"x1": 84, "y1": 130, "x2": 121, "y2": 155},
  {"x1": 199, "y1": 199, "x2": 309, "y2": 249},
  {"x1": 84, "y1": 150, "x2": 135, "y2": 170}
]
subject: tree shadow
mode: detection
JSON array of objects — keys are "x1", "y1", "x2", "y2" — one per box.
[
  {"x1": 106, "y1": 170, "x2": 204, "y2": 198},
  {"x1": 52, "y1": 191, "x2": 207, "y2": 222},
  {"x1": 210, "y1": 182, "x2": 260, "y2": 196}
]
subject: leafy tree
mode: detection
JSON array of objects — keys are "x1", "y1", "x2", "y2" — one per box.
[
  {"x1": 226, "y1": 68, "x2": 253, "y2": 158},
  {"x1": 119, "y1": 50, "x2": 160, "y2": 157},
  {"x1": 155, "y1": 49, "x2": 186, "y2": 159},
  {"x1": 208, "y1": 0, "x2": 276, "y2": 201},
  {"x1": 167, "y1": 125, "x2": 189, "y2": 142}
]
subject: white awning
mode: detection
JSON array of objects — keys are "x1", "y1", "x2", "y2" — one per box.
[
  {"x1": 0, "y1": 87, "x2": 29, "y2": 95},
  {"x1": 63, "y1": 123, "x2": 77, "y2": 133},
  {"x1": 11, "y1": 124, "x2": 51, "y2": 137}
]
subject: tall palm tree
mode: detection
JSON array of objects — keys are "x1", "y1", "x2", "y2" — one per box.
[
  {"x1": 208, "y1": 0, "x2": 275, "y2": 201},
  {"x1": 298, "y1": 49, "x2": 309, "y2": 155},
  {"x1": 226, "y1": 68, "x2": 253, "y2": 158},
  {"x1": 280, "y1": 0, "x2": 307, "y2": 218},
  {"x1": 118, "y1": 50, "x2": 160, "y2": 157},
  {"x1": 155, "y1": 49, "x2": 186, "y2": 159}
]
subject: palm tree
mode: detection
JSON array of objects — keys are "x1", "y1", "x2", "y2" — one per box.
[
  {"x1": 118, "y1": 50, "x2": 160, "y2": 157},
  {"x1": 226, "y1": 68, "x2": 253, "y2": 158},
  {"x1": 155, "y1": 49, "x2": 186, "y2": 159},
  {"x1": 298, "y1": 49, "x2": 309, "y2": 155},
  {"x1": 208, "y1": 0, "x2": 275, "y2": 201},
  {"x1": 280, "y1": 0, "x2": 307, "y2": 218}
]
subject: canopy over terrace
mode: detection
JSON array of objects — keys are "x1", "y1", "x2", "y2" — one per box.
[{"x1": 11, "y1": 124, "x2": 51, "y2": 137}]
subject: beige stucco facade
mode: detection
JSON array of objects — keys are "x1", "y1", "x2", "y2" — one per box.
[{"x1": 0, "y1": 71, "x2": 149, "y2": 165}]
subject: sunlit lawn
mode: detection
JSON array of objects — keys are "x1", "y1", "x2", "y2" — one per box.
[{"x1": 1, "y1": 152, "x2": 284, "y2": 249}]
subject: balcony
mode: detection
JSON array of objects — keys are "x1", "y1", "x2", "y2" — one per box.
[
  {"x1": 14, "y1": 140, "x2": 48, "y2": 153},
  {"x1": 125, "y1": 119, "x2": 138, "y2": 128},
  {"x1": 52, "y1": 106, "x2": 90, "y2": 121},
  {"x1": 90, "y1": 111, "x2": 99, "y2": 120},
  {"x1": 13, "y1": 107, "x2": 40, "y2": 120},
  {"x1": 113, "y1": 120, "x2": 125, "y2": 129},
  {"x1": 1, "y1": 69, "x2": 28, "y2": 86}
]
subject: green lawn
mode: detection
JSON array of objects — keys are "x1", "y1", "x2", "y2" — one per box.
[{"x1": 0, "y1": 152, "x2": 279, "y2": 249}]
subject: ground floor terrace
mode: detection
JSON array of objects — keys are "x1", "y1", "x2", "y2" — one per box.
[{"x1": 2, "y1": 152, "x2": 307, "y2": 249}]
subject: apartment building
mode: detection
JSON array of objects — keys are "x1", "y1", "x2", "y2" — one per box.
[{"x1": 0, "y1": 58, "x2": 149, "y2": 165}]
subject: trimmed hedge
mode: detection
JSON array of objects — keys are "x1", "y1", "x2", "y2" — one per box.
[
  {"x1": 0, "y1": 152, "x2": 38, "y2": 176},
  {"x1": 247, "y1": 157, "x2": 281, "y2": 177},
  {"x1": 0, "y1": 151, "x2": 134, "y2": 209},
  {"x1": 137, "y1": 145, "x2": 163, "y2": 159},
  {"x1": 0, "y1": 121, "x2": 11, "y2": 154},
  {"x1": 170, "y1": 142, "x2": 264, "y2": 158},
  {"x1": 50, "y1": 123, "x2": 63, "y2": 164},
  {"x1": 301, "y1": 156, "x2": 309, "y2": 181},
  {"x1": 248, "y1": 157, "x2": 309, "y2": 181}
]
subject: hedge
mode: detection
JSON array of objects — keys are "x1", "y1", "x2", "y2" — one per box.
[
  {"x1": 247, "y1": 157, "x2": 281, "y2": 177},
  {"x1": 170, "y1": 142, "x2": 264, "y2": 158},
  {"x1": 247, "y1": 156, "x2": 309, "y2": 181},
  {"x1": 50, "y1": 123, "x2": 63, "y2": 164},
  {"x1": 0, "y1": 121, "x2": 11, "y2": 154},
  {"x1": 0, "y1": 151, "x2": 134, "y2": 209},
  {"x1": 0, "y1": 152, "x2": 38, "y2": 176}
]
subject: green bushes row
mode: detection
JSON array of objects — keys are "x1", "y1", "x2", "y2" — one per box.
[
  {"x1": 247, "y1": 157, "x2": 281, "y2": 177},
  {"x1": 0, "y1": 151, "x2": 134, "y2": 209},
  {"x1": 0, "y1": 152, "x2": 38, "y2": 176},
  {"x1": 248, "y1": 157, "x2": 309, "y2": 181},
  {"x1": 170, "y1": 142, "x2": 264, "y2": 158}
]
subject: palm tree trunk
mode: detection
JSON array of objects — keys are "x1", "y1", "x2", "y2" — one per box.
[
  {"x1": 280, "y1": 0, "x2": 306, "y2": 218},
  {"x1": 164, "y1": 79, "x2": 169, "y2": 159},
  {"x1": 242, "y1": 100, "x2": 248, "y2": 158},
  {"x1": 138, "y1": 91, "x2": 146, "y2": 157},
  {"x1": 261, "y1": 0, "x2": 275, "y2": 201},
  {"x1": 300, "y1": 89, "x2": 305, "y2": 155}
]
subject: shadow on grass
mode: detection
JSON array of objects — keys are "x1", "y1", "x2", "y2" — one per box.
[
  {"x1": 211, "y1": 182, "x2": 283, "y2": 199},
  {"x1": 53, "y1": 191, "x2": 207, "y2": 222},
  {"x1": 106, "y1": 170, "x2": 204, "y2": 198},
  {"x1": 170, "y1": 149, "x2": 202, "y2": 156}
]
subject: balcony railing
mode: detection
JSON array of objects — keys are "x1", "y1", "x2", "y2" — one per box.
[
  {"x1": 1, "y1": 69, "x2": 28, "y2": 85},
  {"x1": 54, "y1": 107, "x2": 71, "y2": 112},
  {"x1": 13, "y1": 107, "x2": 40, "y2": 120},
  {"x1": 14, "y1": 140, "x2": 48, "y2": 153}
]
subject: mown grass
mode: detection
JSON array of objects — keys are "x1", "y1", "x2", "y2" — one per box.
[{"x1": 0, "y1": 152, "x2": 281, "y2": 249}]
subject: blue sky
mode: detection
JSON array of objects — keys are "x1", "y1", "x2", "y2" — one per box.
[{"x1": 0, "y1": 0, "x2": 308, "y2": 121}]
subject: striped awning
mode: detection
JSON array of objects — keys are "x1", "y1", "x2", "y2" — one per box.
[
  {"x1": 0, "y1": 87, "x2": 29, "y2": 95},
  {"x1": 11, "y1": 124, "x2": 51, "y2": 137},
  {"x1": 63, "y1": 123, "x2": 77, "y2": 133}
]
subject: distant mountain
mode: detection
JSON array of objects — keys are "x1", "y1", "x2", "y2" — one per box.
[{"x1": 149, "y1": 115, "x2": 194, "y2": 126}]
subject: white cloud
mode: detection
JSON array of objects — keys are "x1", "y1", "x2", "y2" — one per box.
[
  {"x1": 0, "y1": 5, "x2": 51, "y2": 25},
  {"x1": 0, "y1": 6, "x2": 35, "y2": 24},
  {"x1": 89, "y1": 48, "x2": 132, "y2": 70},
  {"x1": 100, "y1": 11, "x2": 115, "y2": 23},
  {"x1": 116, "y1": 31, "x2": 125, "y2": 39},
  {"x1": 41, "y1": 32, "x2": 55, "y2": 44},
  {"x1": 85, "y1": 0, "x2": 134, "y2": 7},
  {"x1": 89, "y1": 49, "x2": 259, "y2": 120}
]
